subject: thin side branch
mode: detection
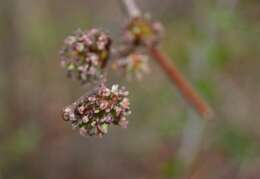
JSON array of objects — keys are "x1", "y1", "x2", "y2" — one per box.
[
  {"x1": 121, "y1": 0, "x2": 213, "y2": 119},
  {"x1": 148, "y1": 47, "x2": 212, "y2": 118},
  {"x1": 120, "y1": 0, "x2": 141, "y2": 17}
]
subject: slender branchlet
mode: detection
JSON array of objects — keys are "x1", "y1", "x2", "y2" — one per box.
[{"x1": 120, "y1": 0, "x2": 213, "y2": 119}]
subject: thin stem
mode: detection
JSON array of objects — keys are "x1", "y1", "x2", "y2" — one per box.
[
  {"x1": 120, "y1": 0, "x2": 141, "y2": 17},
  {"x1": 149, "y1": 47, "x2": 212, "y2": 118}
]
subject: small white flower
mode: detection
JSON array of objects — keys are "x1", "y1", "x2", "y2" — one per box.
[
  {"x1": 75, "y1": 42, "x2": 84, "y2": 52},
  {"x1": 97, "y1": 41, "x2": 106, "y2": 50},
  {"x1": 111, "y1": 84, "x2": 119, "y2": 93},
  {"x1": 100, "y1": 100, "x2": 109, "y2": 110},
  {"x1": 88, "y1": 96, "x2": 96, "y2": 102},
  {"x1": 102, "y1": 88, "x2": 111, "y2": 97},
  {"x1": 114, "y1": 106, "x2": 122, "y2": 116},
  {"x1": 91, "y1": 121, "x2": 96, "y2": 126},
  {"x1": 65, "y1": 36, "x2": 76, "y2": 45},
  {"x1": 69, "y1": 113, "x2": 77, "y2": 121},
  {"x1": 64, "y1": 107, "x2": 71, "y2": 113},
  {"x1": 78, "y1": 105, "x2": 85, "y2": 114},
  {"x1": 89, "y1": 54, "x2": 99, "y2": 65},
  {"x1": 120, "y1": 98, "x2": 130, "y2": 109},
  {"x1": 82, "y1": 116, "x2": 89, "y2": 123}
]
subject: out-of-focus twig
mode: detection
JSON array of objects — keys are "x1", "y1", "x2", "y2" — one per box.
[
  {"x1": 120, "y1": 0, "x2": 213, "y2": 119},
  {"x1": 148, "y1": 47, "x2": 212, "y2": 118},
  {"x1": 120, "y1": 0, "x2": 141, "y2": 18}
]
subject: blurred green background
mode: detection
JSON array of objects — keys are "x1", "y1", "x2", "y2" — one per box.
[{"x1": 0, "y1": 0, "x2": 260, "y2": 178}]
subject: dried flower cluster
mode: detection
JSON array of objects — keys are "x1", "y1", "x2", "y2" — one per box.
[
  {"x1": 62, "y1": 83, "x2": 131, "y2": 137},
  {"x1": 113, "y1": 53, "x2": 149, "y2": 80},
  {"x1": 60, "y1": 28, "x2": 111, "y2": 84},
  {"x1": 123, "y1": 16, "x2": 164, "y2": 47},
  {"x1": 59, "y1": 1, "x2": 211, "y2": 139},
  {"x1": 113, "y1": 15, "x2": 163, "y2": 79},
  {"x1": 59, "y1": 15, "x2": 164, "y2": 137}
]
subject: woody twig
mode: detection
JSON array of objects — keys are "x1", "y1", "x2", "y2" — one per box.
[{"x1": 121, "y1": 0, "x2": 213, "y2": 119}]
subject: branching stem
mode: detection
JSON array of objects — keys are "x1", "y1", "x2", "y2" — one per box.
[{"x1": 121, "y1": 0, "x2": 213, "y2": 119}]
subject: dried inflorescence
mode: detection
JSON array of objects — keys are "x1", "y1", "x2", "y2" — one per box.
[
  {"x1": 113, "y1": 53, "x2": 150, "y2": 80},
  {"x1": 60, "y1": 28, "x2": 112, "y2": 84},
  {"x1": 123, "y1": 15, "x2": 164, "y2": 47},
  {"x1": 112, "y1": 15, "x2": 163, "y2": 79},
  {"x1": 59, "y1": 16, "x2": 164, "y2": 137},
  {"x1": 62, "y1": 83, "x2": 131, "y2": 137}
]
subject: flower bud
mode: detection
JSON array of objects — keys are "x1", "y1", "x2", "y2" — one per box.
[{"x1": 114, "y1": 53, "x2": 150, "y2": 80}]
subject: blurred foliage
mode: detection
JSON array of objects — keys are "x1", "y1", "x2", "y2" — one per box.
[
  {"x1": 216, "y1": 124, "x2": 259, "y2": 162},
  {"x1": 162, "y1": 159, "x2": 185, "y2": 179},
  {"x1": 0, "y1": 0, "x2": 260, "y2": 178}
]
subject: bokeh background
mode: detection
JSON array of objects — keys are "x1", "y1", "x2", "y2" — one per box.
[{"x1": 0, "y1": 0, "x2": 260, "y2": 178}]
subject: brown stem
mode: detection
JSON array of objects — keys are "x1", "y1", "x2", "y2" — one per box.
[
  {"x1": 121, "y1": 0, "x2": 213, "y2": 119},
  {"x1": 148, "y1": 46, "x2": 212, "y2": 119}
]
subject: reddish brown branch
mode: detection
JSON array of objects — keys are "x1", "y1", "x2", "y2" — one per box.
[
  {"x1": 121, "y1": 0, "x2": 213, "y2": 119},
  {"x1": 148, "y1": 46, "x2": 212, "y2": 119}
]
